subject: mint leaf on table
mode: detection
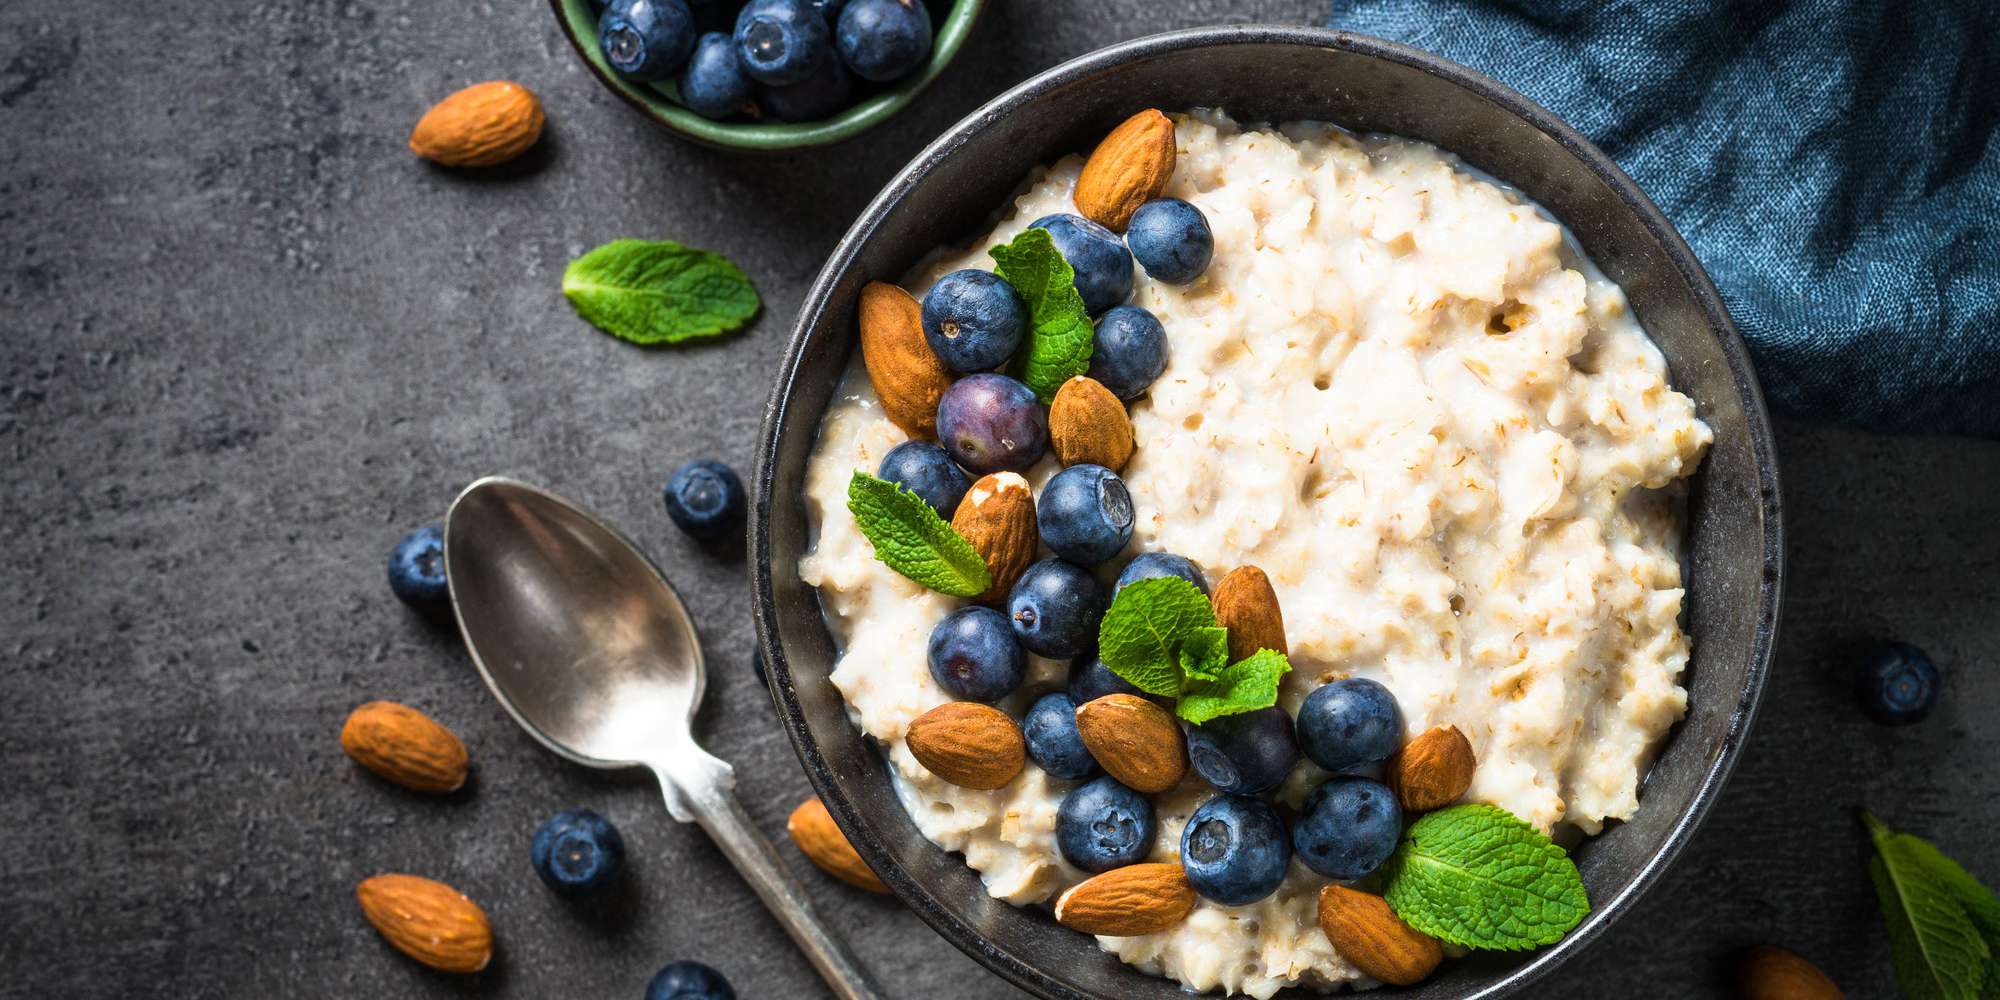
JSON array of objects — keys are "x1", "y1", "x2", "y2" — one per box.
[
  {"x1": 1863, "y1": 811, "x2": 1995, "y2": 1000},
  {"x1": 562, "y1": 239, "x2": 760, "y2": 345},
  {"x1": 1178, "y1": 648, "x2": 1291, "y2": 725},
  {"x1": 1177, "y1": 626, "x2": 1230, "y2": 682},
  {"x1": 989, "y1": 227, "x2": 1092, "y2": 403},
  {"x1": 845, "y1": 472, "x2": 991, "y2": 598},
  {"x1": 1381, "y1": 804, "x2": 1590, "y2": 951},
  {"x1": 1096, "y1": 577, "x2": 1216, "y2": 697}
]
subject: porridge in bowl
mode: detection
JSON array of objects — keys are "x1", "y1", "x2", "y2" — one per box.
[{"x1": 798, "y1": 110, "x2": 1710, "y2": 995}]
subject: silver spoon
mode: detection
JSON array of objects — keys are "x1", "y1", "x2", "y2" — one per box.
[{"x1": 443, "y1": 476, "x2": 880, "y2": 1000}]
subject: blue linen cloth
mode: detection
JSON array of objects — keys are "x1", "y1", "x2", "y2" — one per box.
[{"x1": 1326, "y1": 0, "x2": 2000, "y2": 436}]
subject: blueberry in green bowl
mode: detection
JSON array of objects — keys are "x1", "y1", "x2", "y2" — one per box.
[{"x1": 550, "y1": 0, "x2": 983, "y2": 152}]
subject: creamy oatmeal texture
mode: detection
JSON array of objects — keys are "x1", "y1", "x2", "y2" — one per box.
[{"x1": 798, "y1": 112, "x2": 1711, "y2": 996}]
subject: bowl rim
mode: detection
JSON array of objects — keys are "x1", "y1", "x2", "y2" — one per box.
[
  {"x1": 752, "y1": 24, "x2": 1783, "y2": 999},
  {"x1": 547, "y1": 0, "x2": 986, "y2": 152}
]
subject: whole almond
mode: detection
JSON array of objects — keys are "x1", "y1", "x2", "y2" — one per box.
[
  {"x1": 859, "y1": 281, "x2": 953, "y2": 439},
  {"x1": 340, "y1": 701, "x2": 469, "y2": 793},
  {"x1": 787, "y1": 797, "x2": 889, "y2": 893},
  {"x1": 1075, "y1": 694, "x2": 1186, "y2": 793},
  {"x1": 1055, "y1": 863, "x2": 1197, "y2": 936},
  {"x1": 907, "y1": 702, "x2": 1025, "y2": 789},
  {"x1": 951, "y1": 472, "x2": 1037, "y2": 604},
  {"x1": 1741, "y1": 946, "x2": 1845, "y2": 1000},
  {"x1": 1049, "y1": 376, "x2": 1134, "y2": 471},
  {"x1": 356, "y1": 874, "x2": 493, "y2": 974},
  {"x1": 1386, "y1": 725, "x2": 1476, "y2": 813},
  {"x1": 1213, "y1": 566, "x2": 1286, "y2": 663},
  {"x1": 1073, "y1": 109, "x2": 1177, "y2": 231},
  {"x1": 1317, "y1": 885, "x2": 1442, "y2": 987},
  {"x1": 409, "y1": 81, "x2": 544, "y2": 168}
]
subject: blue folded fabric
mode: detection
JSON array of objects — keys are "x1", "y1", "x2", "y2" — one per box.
[{"x1": 1326, "y1": 0, "x2": 2000, "y2": 436}]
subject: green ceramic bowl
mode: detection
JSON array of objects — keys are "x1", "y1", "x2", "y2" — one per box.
[{"x1": 550, "y1": 0, "x2": 985, "y2": 151}]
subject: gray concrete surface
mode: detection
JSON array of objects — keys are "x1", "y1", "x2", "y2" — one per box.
[{"x1": 3, "y1": 1, "x2": 1996, "y2": 997}]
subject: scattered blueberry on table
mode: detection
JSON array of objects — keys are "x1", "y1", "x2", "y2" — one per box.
[
  {"x1": 1125, "y1": 198, "x2": 1213, "y2": 284},
  {"x1": 1186, "y1": 706, "x2": 1300, "y2": 795},
  {"x1": 1057, "y1": 775, "x2": 1156, "y2": 873},
  {"x1": 1007, "y1": 558, "x2": 1106, "y2": 659},
  {"x1": 926, "y1": 605, "x2": 1027, "y2": 702},
  {"x1": 1037, "y1": 463, "x2": 1135, "y2": 565},
  {"x1": 531, "y1": 807, "x2": 627, "y2": 896},
  {"x1": 877, "y1": 439, "x2": 971, "y2": 517},
  {"x1": 1856, "y1": 640, "x2": 1940, "y2": 725},
  {"x1": 1023, "y1": 692, "x2": 1102, "y2": 780},
  {"x1": 1297, "y1": 676, "x2": 1404, "y2": 772},
  {"x1": 920, "y1": 268, "x2": 1028, "y2": 373},
  {"x1": 1180, "y1": 794, "x2": 1292, "y2": 905},
  {"x1": 646, "y1": 960, "x2": 736, "y2": 1000},
  {"x1": 599, "y1": 0, "x2": 699, "y2": 82},
  {"x1": 1294, "y1": 775, "x2": 1402, "y2": 880},
  {"x1": 936, "y1": 373, "x2": 1048, "y2": 474},
  {"x1": 387, "y1": 524, "x2": 450, "y2": 608},
  {"x1": 1029, "y1": 213, "x2": 1134, "y2": 316},
  {"x1": 1087, "y1": 304, "x2": 1168, "y2": 400},
  {"x1": 662, "y1": 458, "x2": 746, "y2": 542}
]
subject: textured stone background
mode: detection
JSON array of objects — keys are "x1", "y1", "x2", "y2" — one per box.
[{"x1": 2, "y1": 1, "x2": 1996, "y2": 997}]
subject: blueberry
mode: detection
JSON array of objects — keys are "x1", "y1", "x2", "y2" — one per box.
[
  {"x1": 1125, "y1": 198, "x2": 1214, "y2": 284},
  {"x1": 1180, "y1": 794, "x2": 1291, "y2": 905},
  {"x1": 920, "y1": 269, "x2": 1026, "y2": 372},
  {"x1": 733, "y1": 0, "x2": 831, "y2": 85},
  {"x1": 679, "y1": 31, "x2": 755, "y2": 119},
  {"x1": 935, "y1": 373, "x2": 1048, "y2": 474},
  {"x1": 1068, "y1": 655, "x2": 1144, "y2": 704},
  {"x1": 878, "y1": 440, "x2": 971, "y2": 518},
  {"x1": 599, "y1": 0, "x2": 698, "y2": 82},
  {"x1": 1024, "y1": 692, "x2": 1101, "y2": 780},
  {"x1": 926, "y1": 606, "x2": 1026, "y2": 702},
  {"x1": 646, "y1": 960, "x2": 736, "y2": 1000},
  {"x1": 1029, "y1": 214, "x2": 1133, "y2": 316},
  {"x1": 1087, "y1": 305, "x2": 1168, "y2": 400},
  {"x1": 1187, "y1": 707, "x2": 1300, "y2": 795},
  {"x1": 834, "y1": 0, "x2": 932, "y2": 82},
  {"x1": 1857, "y1": 641, "x2": 1940, "y2": 725},
  {"x1": 663, "y1": 459, "x2": 746, "y2": 542},
  {"x1": 1293, "y1": 776, "x2": 1401, "y2": 880},
  {"x1": 1114, "y1": 551, "x2": 1205, "y2": 596},
  {"x1": 1037, "y1": 464, "x2": 1134, "y2": 565},
  {"x1": 759, "y1": 48, "x2": 853, "y2": 122},
  {"x1": 530, "y1": 807, "x2": 626, "y2": 896},
  {"x1": 1008, "y1": 559, "x2": 1106, "y2": 659},
  {"x1": 1057, "y1": 776, "x2": 1155, "y2": 873},
  {"x1": 387, "y1": 524, "x2": 449, "y2": 608},
  {"x1": 1297, "y1": 677, "x2": 1403, "y2": 773}
]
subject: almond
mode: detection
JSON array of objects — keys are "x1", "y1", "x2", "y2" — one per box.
[
  {"x1": 1317, "y1": 885, "x2": 1442, "y2": 987},
  {"x1": 859, "y1": 281, "x2": 954, "y2": 439},
  {"x1": 1073, "y1": 109, "x2": 1177, "y2": 231},
  {"x1": 787, "y1": 797, "x2": 889, "y2": 893},
  {"x1": 1075, "y1": 694, "x2": 1186, "y2": 793},
  {"x1": 1213, "y1": 566, "x2": 1286, "y2": 663},
  {"x1": 1049, "y1": 376, "x2": 1134, "y2": 471},
  {"x1": 951, "y1": 472, "x2": 1036, "y2": 604},
  {"x1": 409, "y1": 81, "x2": 544, "y2": 168},
  {"x1": 340, "y1": 701, "x2": 469, "y2": 793},
  {"x1": 906, "y1": 702, "x2": 1024, "y2": 789},
  {"x1": 356, "y1": 874, "x2": 493, "y2": 973},
  {"x1": 1386, "y1": 725, "x2": 1476, "y2": 812},
  {"x1": 1741, "y1": 946, "x2": 1845, "y2": 1000},
  {"x1": 1055, "y1": 863, "x2": 1197, "y2": 936}
]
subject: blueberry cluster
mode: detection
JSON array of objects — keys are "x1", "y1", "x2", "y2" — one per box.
[{"x1": 591, "y1": 0, "x2": 935, "y2": 123}]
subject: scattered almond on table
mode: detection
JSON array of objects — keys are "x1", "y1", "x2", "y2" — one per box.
[
  {"x1": 409, "y1": 80, "x2": 544, "y2": 168},
  {"x1": 339, "y1": 700, "x2": 469, "y2": 794},
  {"x1": 787, "y1": 797, "x2": 888, "y2": 894},
  {"x1": 355, "y1": 873, "x2": 494, "y2": 974}
]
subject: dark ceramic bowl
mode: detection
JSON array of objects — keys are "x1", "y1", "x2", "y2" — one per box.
[{"x1": 752, "y1": 25, "x2": 1783, "y2": 1000}]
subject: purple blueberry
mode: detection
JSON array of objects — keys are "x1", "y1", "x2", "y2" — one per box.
[
  {"x1": 599, "y1": 0, "x2": 698, "y2": 82},
  {"x1": 1037, "y1": 464, "x2": 1134, "y2": 566},
  {"x1": 1187, "y1": 707, "x2": 1300, "y2": 795},
  {"x1": 926, "y1": 606, "x2": 1026, "y2": 702},
  {"x1": 1023, "y1": 692, "x2": 1101, "y2": 780},
  {"x1": 1087, "y1": 305, "x2": 1168, "y2": 400},
  {"x1": 1297, "y1": 677, "x2": 1403, "y2": 773},
  {"x1": 530, "y1": 807, "x2": 626, "y2": 896},
  {"x1": 1008, "y1": 558, "x2": 1105, "y2": 659},
  {"x1": 733, "y1": 0, "x2": 831, "y2": 85},
  {"x1": 1029, "y1": 213, "x2": 1133, "y2": 316},
  {"x1": 936, "y1": 373, "x2": 1047, "y2": 474},
  {"x1": 834, "y1": 0, "x2": 932, "y2": 82},
  {"x1": 663, "y1": 459, "x2": 745, "y2": 542},
  {"x1": 878, "y1": 439, "x2": 971, "y2": 518},
  {"x1": 920, "y1": 269, "x2": 1026, "y2": 372},
  {"x1": 1057, "y1": 776, "x2": 1155, "y2": 873},
  {"x1": 387, "y1": 524, "x2": 449, "y2": 608},
  {"x1": 679, "y1": 31, "x2": 755, "y2": 119},
  {"x1": 1294, "y1": 776, "x2": 1401, "y2": 880},
  {"x1": 1126, "y1": 198, "x2": 1213, "y2": 284},
  {"x1": 1181, "y1": 794, "x2": 1291, "y2": 905}
]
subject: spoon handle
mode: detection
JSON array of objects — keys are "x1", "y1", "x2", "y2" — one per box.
[{"x1": 667, "y1": 774, "x2": 884, "y2": 1000}]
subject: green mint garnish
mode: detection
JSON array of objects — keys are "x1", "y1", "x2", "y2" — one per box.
[
  {"x1": 988, "y1": 227, "x2": 1093, "y2": 403},
  {"x1": 845, "y1": 471, "x2": 991, "y2": 598},
  {"x1": 1864, "y1": 810, "x2": 1998, "y2": 1000},
  {"x1": 1381, "y1": 804, "x2": 1590, "y2": 951},
  {"x1": 562, "y1": 239, "x2": 760, "y2": 345},
  {"x1": 1095, "y1": 577, "x2": 1290, "y2": 724}
]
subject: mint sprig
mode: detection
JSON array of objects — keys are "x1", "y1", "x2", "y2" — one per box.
[
  {"x1": 1381, "y1": 804, "x2": 1590, "y2": 951},
  {"x1": 989, "y1": 227, "x2": 1093, "y2": 403},
  {"x1": 563, "y1": 239, "x2": 760, "y2": 345},
  {"x1": 845, "y1": 472, "x2": 991, "y2": 598},
  {"x1": 1095, "y1": 577, "x2": 1290, "y2": 724},
  {"x1": 1864, "y1": 810, "x2": 1998, "y2": 1000}
]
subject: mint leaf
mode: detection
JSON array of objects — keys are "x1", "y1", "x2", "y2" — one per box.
[
  {"x1": 1178, "y1": 648, "x2": 1290, "y2": 724},
  {"x1": 989, "y1": 227, "x2": 1093, "y2": 403},
  {"x1": 1901, "y1": 837, "x2": 2000, "y2": 995},
  {"x1": 1096, "y1": 577, "x2": 1214, "y2": 697},
  {"x1": 1382, "y1": 804, "x2": 1590, "y2": 951},
  {"x1": 1178, "y1": 626, "x2": 1230, "y2": 682},
  {"x1": 845, "y1": 472, "x2": 991, "y2": 598},
  {"x1": 1864, "y1": 811, "x2": 1993, "y2": 1000},
  {"x1": 563, "y1": 239, "x2": 760, "y2": 345}
]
